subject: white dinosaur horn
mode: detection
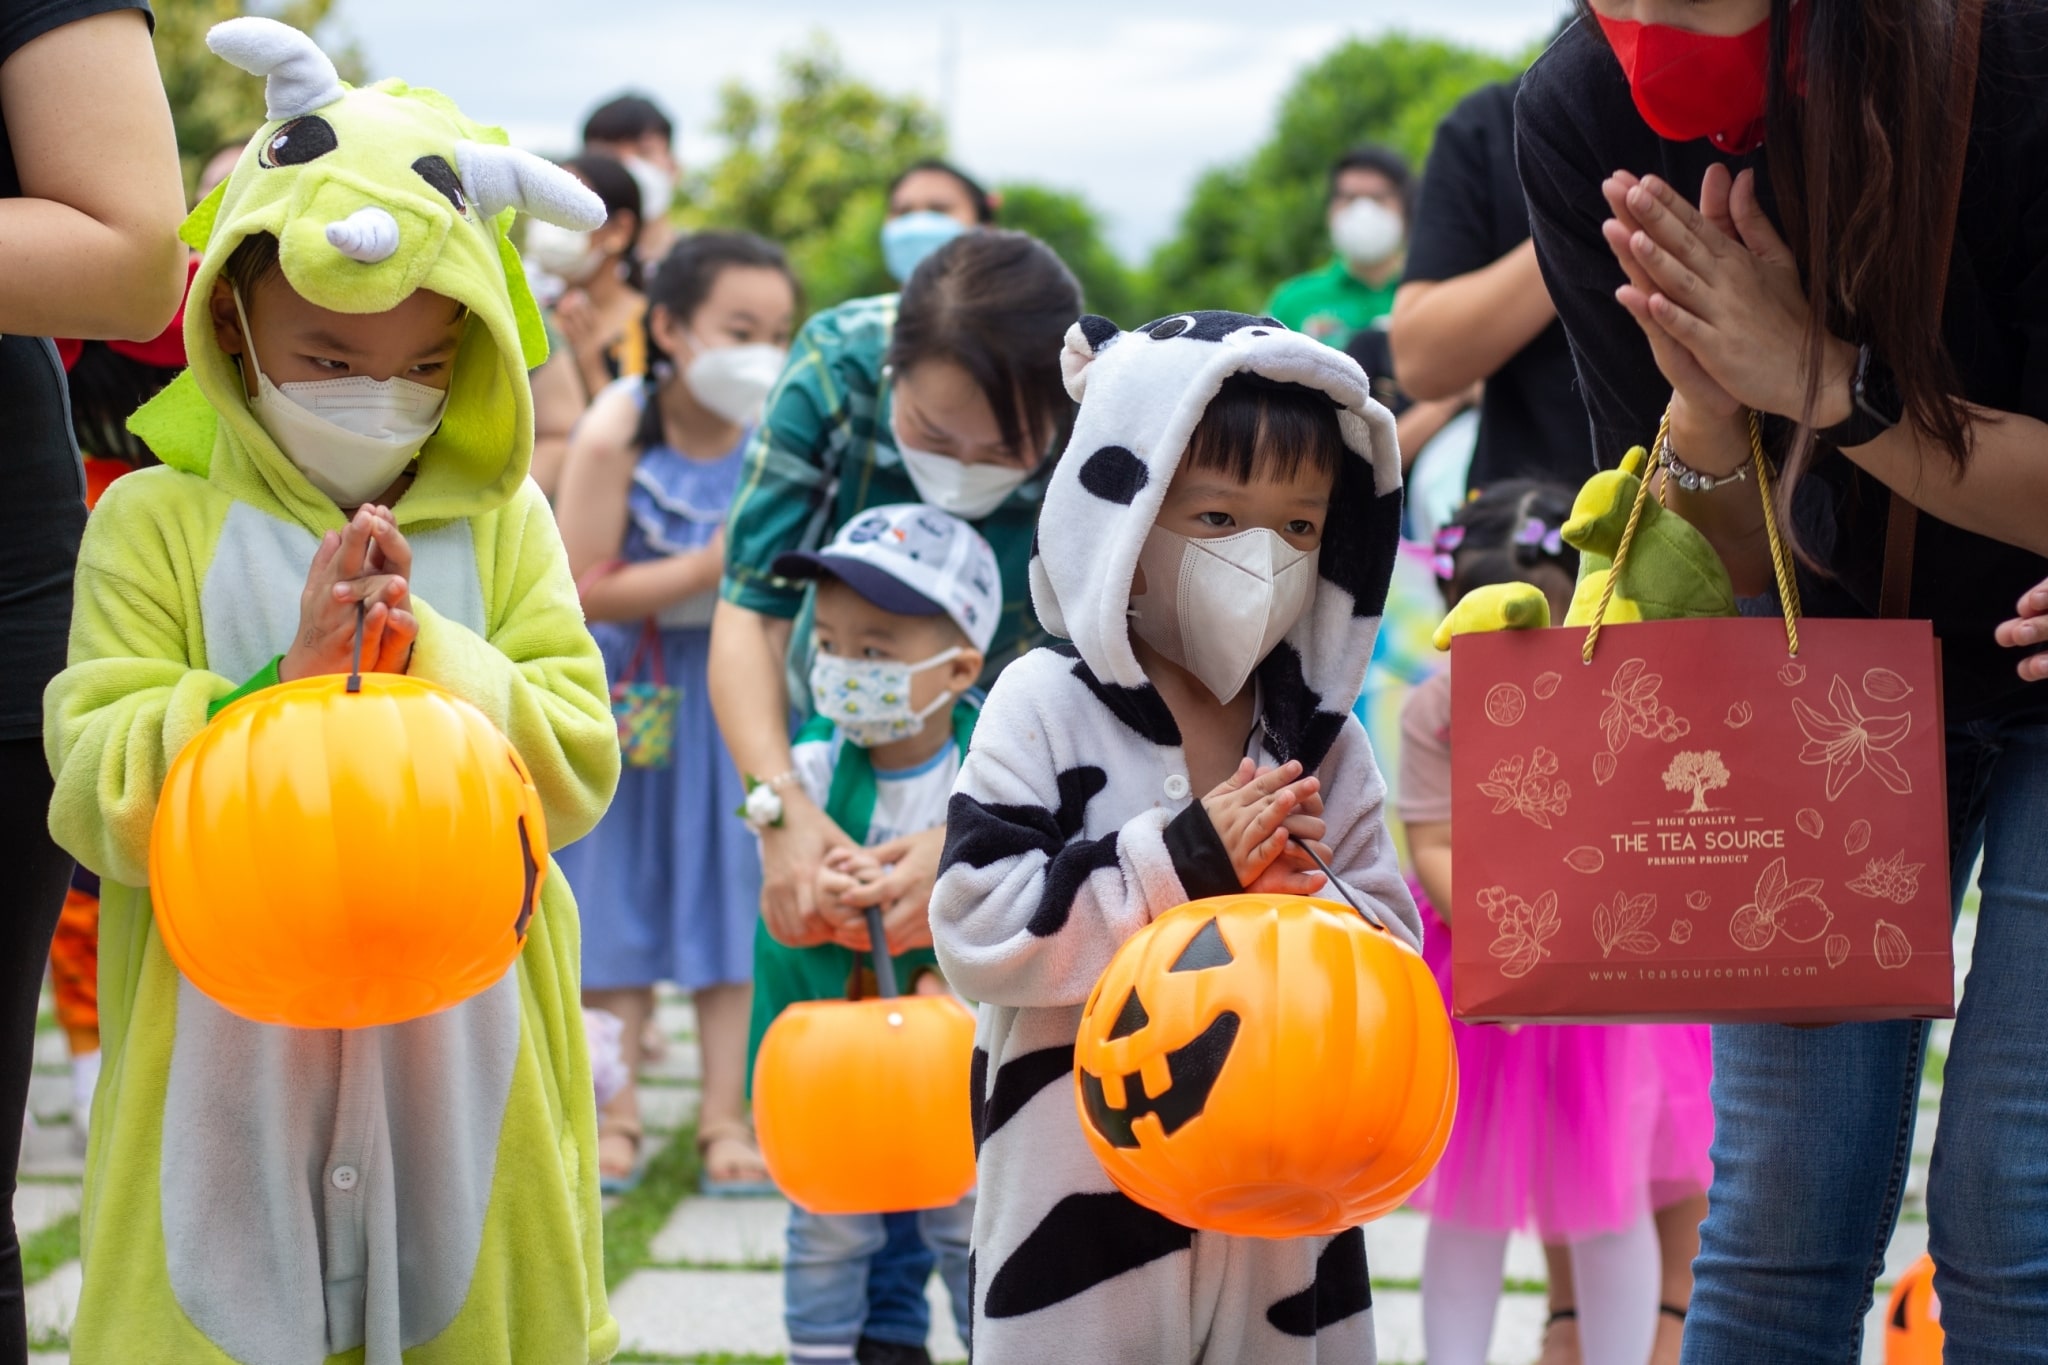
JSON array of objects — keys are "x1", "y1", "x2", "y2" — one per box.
[
  {"x1": 326, "y1": 207, "x2": 401, "y2": 264},
  {"x1": 207, "y1": 18, "x2": 345, "y2": 121},
  {"x1": 454, "y1": 142, "x2": 607, "y2": 230}
]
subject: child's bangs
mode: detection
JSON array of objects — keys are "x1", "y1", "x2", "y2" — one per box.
[{"x1": 1183, "y1": 373, "x2": 1347, "y2": 485}]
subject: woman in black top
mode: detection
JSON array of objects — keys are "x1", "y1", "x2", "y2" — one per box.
[
  {"x1": 0, "y1": 1, "x2": 184, "y2": 1357},
  {"x1": 1518, "y1": 2, "x2": 2048, "y2": 1360}
]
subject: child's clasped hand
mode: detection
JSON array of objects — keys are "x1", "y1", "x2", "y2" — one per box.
[
  {"x1": 1201, "y1": 758, "x2": 1333, "y2": 896},
  {"x1": 280, "y1": 503, "x2": 418, "y2": 680}
]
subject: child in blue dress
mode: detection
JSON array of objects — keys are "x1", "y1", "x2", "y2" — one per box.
[{"x1": 554, "y1": 231, "x2": 798, "y2": 1194}]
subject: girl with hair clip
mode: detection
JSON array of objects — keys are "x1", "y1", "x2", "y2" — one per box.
[
  {"x1": 553, "y1": 230, "x2": 799, "y2": 1196},
  {"x1": 1401, "y1": 481, "x2": 1714, "y2": 1365}
]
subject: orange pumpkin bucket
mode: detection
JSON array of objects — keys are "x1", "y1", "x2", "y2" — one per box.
[
  {"x1": 1885, "y1": 1254, "x2": 1943, "y2": 1365},
  {"x1": 149, "y1": 630, "x2": 546, "y2": 1031},
  {"x1": 753, "y1": 906, "x2": 978, "y2": 1215},
  {"x1": 1073, "y1": 885, "x2": 1457, "y2": 1239}
]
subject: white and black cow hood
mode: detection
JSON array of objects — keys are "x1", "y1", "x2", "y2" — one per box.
[{"x1": 1029, "y1": 310, "x2": 1404, "y2": 776}]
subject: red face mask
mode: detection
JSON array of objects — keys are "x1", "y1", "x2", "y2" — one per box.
[{"x1": 1595, "y1": 10, "x2": 1773, "y2": 154}]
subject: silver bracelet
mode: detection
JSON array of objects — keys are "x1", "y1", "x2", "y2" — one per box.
[{"x1": 1656, "y1": 427, "x2": 1751, "y2": 493}]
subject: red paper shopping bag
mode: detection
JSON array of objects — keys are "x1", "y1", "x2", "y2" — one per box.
[{"x1": 1449, "y1": 616, "x2": 1951, "y2": 1025}]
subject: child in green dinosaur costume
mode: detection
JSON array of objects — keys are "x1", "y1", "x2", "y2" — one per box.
[
  {"x1": 1433, "y1": 444, "x2": 1737, "y2": 646},
  {"x1": 42, "y1": 19, "x2": 622, "y2": 1363}
]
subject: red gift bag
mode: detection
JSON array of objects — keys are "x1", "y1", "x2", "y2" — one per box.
[{"x1": 1450, "y1": 423, "x2": 1953, "y2": 1025}]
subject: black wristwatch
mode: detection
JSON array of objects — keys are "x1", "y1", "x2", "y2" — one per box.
[{"x1": 1816, "y1": 343, "x2": 1903, "y2": 449}]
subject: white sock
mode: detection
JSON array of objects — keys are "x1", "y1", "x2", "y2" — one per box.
[
  {"x1": 1568, "y1": 1214, "x2": 1660, "y2": 1365},
  {"x1": 71, "y1": 1051, "x2": 101, "y2": 1121},
  {"x1": 1422, "y1": 1219, "x2": 1509, "y2": 1365}
]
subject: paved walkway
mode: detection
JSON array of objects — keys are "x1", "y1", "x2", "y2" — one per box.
[{"x1": 17, "y1": 907, "x2": 1970, "y2": 1363}]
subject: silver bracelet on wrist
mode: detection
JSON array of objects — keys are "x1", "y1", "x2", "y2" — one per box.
[{"x1": 1656, "y1": 427, "x2": 1751, "y2": 493}]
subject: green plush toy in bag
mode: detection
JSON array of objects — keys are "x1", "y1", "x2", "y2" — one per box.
[{"x1": 613, "y1": 619, "x2": 679, "y2": 768}]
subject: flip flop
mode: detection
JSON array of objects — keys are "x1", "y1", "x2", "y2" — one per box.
[{"x1": 697, "y1": 1119, "x2": 778, "y2": 1198}]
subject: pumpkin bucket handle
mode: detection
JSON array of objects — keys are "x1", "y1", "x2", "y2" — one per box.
[
  {"x1": 346, "y1": 601, "x2": 366, "y2": 694},
  {"x1": 863, "y1": 905, "x2": 900, "y2": 999},
  {"x1": 1296, "y1": 838, "x2": 1373, "y2": 926}
]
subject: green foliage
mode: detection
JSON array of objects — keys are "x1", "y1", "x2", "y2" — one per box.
[
  {"x1": 681, "y1": 36, "x2": 945, "y2": 310},
  {"x1": 1147, "y1": 33, "x2": 1519, "y2": 315},
  {"x1": 153, "y1": 0, "x2": 367, "y2": 197},
  {"x1": 992, "y1": 183, "x2": 1145, "y2": 329}
]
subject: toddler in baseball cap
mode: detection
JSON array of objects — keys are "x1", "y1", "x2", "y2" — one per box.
[{"x1": 773, "y1": 503, "x2": 1000, "y2": 748}]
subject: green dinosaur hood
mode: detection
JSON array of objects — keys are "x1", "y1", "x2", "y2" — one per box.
[{"x1": 130, "y1": 18, "x2": 601, "y2": 531}]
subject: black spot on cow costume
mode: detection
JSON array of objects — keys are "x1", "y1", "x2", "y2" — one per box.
[{"x1": 931, "y1": 310, "x2": 1422, "y2": 1362}]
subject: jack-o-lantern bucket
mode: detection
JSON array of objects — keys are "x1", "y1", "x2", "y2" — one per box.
[
  {"x1": 1885, "y1": 1255, "x2": 1943, "y2": 1365},
  {"x1": 1074, "y1": 893, "x2": 1456, "y2": 1238},
  {"x1": 149, "y1": 670, "x2": 547, "y2": 1030},
  {"x1": 754, "y1": 907, "x2": 978, "y2": 1215}
]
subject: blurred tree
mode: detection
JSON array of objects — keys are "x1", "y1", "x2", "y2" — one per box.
[
  {"x1": 1146, "y1": 33, "x2": 1518, "y2": 315},
  {"x1": 682, "y1": 35, "x2": 944, "y2": 310},
  {"x1": 991, "y1": 183, "x2": 1144, "y2": 328},
  {"x1": 154, "y1": 1, "x2": 367, "y2": 198}
]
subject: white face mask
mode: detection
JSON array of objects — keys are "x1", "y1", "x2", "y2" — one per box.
[
  {"x1": 809, "y1": 647, "x2": 962, "y2": 748},
  {"x1": 525, "y1": 218, "x2": 605, "y2": 283},
  {"x1": 896, "y1": 442, "x2": 1032, "y2": 520},
  {"x1": 1331, "y1": 197, "x2": 1405, "y2": 268},
  {"x1": 623, "y1": 155, "x2": 675, "y2": 220},
  {"x1": 682, "y1": 336, "x2": 787, "y2": 426},
  {"x1": 1128, "y1": 524, "x2": 1319, "y2": 703},
  {"x1": 234, "y1": 290, "x2": 449, "y2": 508}
]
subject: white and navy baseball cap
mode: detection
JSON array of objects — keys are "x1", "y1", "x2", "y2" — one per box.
[{"x1": 773, "y1": 503, "x2": 1001, "y2": 654}]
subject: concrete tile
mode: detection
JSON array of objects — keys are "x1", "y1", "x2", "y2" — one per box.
[
  {"x1": 1372, "y1": 1287, "x2": 1548, "y2": 1364},
  {"x1": 649, "y1": 1195, "x2": 789, "y2": 1267},
  {"x1": 17, "y1": 1120, "x2": 84, "y2": 1180},
  {"x1": 14, "y1": 1184, "x2": 79, "y2": 1240},
  {"x1": 609, "y1": 1268, "x2": 965, "y2": 1361},
  {"x1": 637, "y1": 1083, "x2": 700, "y2": 1135}
]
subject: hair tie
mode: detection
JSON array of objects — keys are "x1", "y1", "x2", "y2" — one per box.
[
  {"x1": 1431, "y1": 524, "x2": 1466, "y2": 581},
  {"x1": 1513, "y1": 517, "x2": 1566, "y2": 561}
]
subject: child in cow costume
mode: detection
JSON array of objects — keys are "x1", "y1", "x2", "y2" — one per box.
[{"x1": 931, "y1": 310, "x2": 1421, "y2": 1363}]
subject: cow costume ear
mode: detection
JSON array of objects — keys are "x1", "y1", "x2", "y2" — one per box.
[{"x1": 1061, "y1": 315, "x2": 1121, "y2": 401}]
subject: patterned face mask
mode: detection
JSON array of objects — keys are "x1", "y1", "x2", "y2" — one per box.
[{"x1": 809, "y1": 647, "x2": 962, "y2": 748}]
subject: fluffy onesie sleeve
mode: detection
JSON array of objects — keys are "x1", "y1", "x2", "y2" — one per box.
[
  {"x1": 407, "y1": 479, "x2": 620, "y2": 850},
  {"x1": 1311, "y1": 717, "x2": 1424, "y2": 951},
  {"x1": 45, "y1": 471, "x2": 240, "y2": 886},
  {"x1": 932, "y1": 653, "x2": 1203, "y2": 1009}
]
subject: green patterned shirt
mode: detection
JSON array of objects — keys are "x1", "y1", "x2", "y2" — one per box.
[{"x1": 719, "y1": 293, "x2": 1050, "y2": 704}]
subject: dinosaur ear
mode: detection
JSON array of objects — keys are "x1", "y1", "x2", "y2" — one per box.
[
  {"x1": 207, "y1": 18, "x2": 345, "y2": 121},
  {"x1": 454, "y1": 142, "x2": 607, "y2": 230},
  {"x1": 1062, "y1": 316, "x2": 1121, "y2": 401}
]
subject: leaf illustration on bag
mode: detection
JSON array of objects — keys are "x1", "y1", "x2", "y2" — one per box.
[
  {"x1": 1669, "y1": 919, "x2": 1694, "y2": 945},
  {"x1": 1593, "y1": 750, "x2": 1619, "y2": 788},
  {"x1": 1594, "y1": 890, "x2": 1660, "y2": 958},
  {"x1": 1863, "y1": 667, "x2": 1914, "y2": 703},
  {"x1": 1825, "y1": 933, "x2": 1851, "y2": 969},
  {"x1": 1564, "y1": 846, "x2": 1606, "y2": 874},
  {"x1": 1874, "y1": 920, "x2": 1913, "y2": 970},
  {"x1": 1488, "y1": 888, "x2": 1561, "y2": 979},
  {"x1": 1534, "y1": 671, "x2": 1562, "y2": 701},
  {"x1": 1728, "y1": 855, "x2": 1832, "y2": 951},
  {"x1": 1844, "y1": 819, "x2": 1872, "y2": 856},
  {"x1": 1478, "y1": 747, "x2": 1571, "y2": 829},
  {"x1": 1599, "y1": 656, "x2": 1688, "y2": 757}
]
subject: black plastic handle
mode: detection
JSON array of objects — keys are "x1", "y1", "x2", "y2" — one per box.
[
  {"x1": 864, "y1": 904, "x2": 899, "y2": 999},
  {"x1": 346, "y1": 601, "x2": 366, "y2": 693}
]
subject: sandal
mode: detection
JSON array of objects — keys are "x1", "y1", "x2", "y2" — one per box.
[
  {"x1": 1538, "y1": 1308, "x2": 1581, "y2": 1365},
  {"x1": 598, "y1": 1116, "x2": 644, "y2": 1195},
  {"x1": 697, "y1": 1118, "x2": 777, "y2": 1198}
]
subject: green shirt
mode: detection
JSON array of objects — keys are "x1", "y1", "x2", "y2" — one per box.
[
  {"x1": 718, "y1": 293, "x2": 1050, "y2": 702},
  {"x1": 1264, "y1": 257, "x2": 1399, "y2": 350}
]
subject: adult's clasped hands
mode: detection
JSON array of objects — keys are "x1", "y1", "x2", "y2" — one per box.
[
  {"x1": 1600, "y1": 165, "x2": 1858, "y2": 432},
  {"x1": 812, "y1": 833, "x2": 944, "y2": 956}
]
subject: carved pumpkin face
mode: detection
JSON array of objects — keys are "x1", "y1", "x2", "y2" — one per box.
[
  {"x1": 1073, "y1": 893, "x2": 1457, "y2": 1238},
  {"x1": 754, "y1": 994, "x2": 978, "y2": 1215},
  {"x1": 150, "y1": 673, "x2": 547, "y2": 1029},
  {"x1": 1884, "y1": 1255, "x2": 1943, "y2": 1365}
]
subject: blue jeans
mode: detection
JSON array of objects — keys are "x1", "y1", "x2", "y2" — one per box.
[
  {"x1": 1683, "y1": 714, "x2": 2048, "y2": 1363},
  {"x1": 865, "y1": 1213, "x2": 939, "y2": 1348},
  {"x1": 786, "y1": 1198, "x2": 974, "y2": 1359}
]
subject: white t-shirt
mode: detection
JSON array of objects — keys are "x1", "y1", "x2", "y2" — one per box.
[{"x1": 790, "y1": 731, "x2": 962, "y2": 847}]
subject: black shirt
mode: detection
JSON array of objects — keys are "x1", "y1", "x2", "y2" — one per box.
[
  {"x1": 1402, "y1": 77, "x2": 1588, "y2": 493},
  {"x1": 1518, "y1": 12, "x2": 2048, "y2": 724},
  {"x1": 0, "y1": 0, "x2": 149, "y2": 741}
]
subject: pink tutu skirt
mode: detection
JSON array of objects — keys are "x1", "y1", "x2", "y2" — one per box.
[{"x1": 1409, "y1": 889, "x2": 1714, "y2": 1241}]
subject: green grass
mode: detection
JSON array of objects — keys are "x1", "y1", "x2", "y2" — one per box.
[
  {"x1": 22, "y1": 1211, "x2": 78, "y2": 1286},
  {"x1": 604, "y1": 1127, "x2": 703, "y2": 1290}
]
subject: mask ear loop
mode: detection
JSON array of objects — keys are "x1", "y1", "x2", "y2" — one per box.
[{"x1": 230, "y1": 287, "x2": 268, "y2": 393}]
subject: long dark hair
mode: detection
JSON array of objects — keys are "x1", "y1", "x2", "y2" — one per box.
[
  {"x1": 558, "y1": 153, "x2": 644, "y2": 289},
  {"x1": 634, "y1": 230, "x2": 798, "y2": 451},
  {"x1": 886, "y1": 230, "x2": 1083, "y2": 463},
  {"x1": 1761, "y1": 0, "x2": 1976, "y2": 553}
]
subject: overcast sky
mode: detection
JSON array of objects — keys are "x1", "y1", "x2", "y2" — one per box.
[{"x1": 331, "y1": 1, "x2": 1567, "y2": 259}]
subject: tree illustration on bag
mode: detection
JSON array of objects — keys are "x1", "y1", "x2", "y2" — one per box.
[{"x1": 1661, "y1": 750, "x2": 1731, "y2": 813}]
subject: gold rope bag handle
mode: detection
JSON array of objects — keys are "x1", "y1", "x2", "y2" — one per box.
[{"x1": 1581, "y1": 407, "x2": 1802, "y2": 665}]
